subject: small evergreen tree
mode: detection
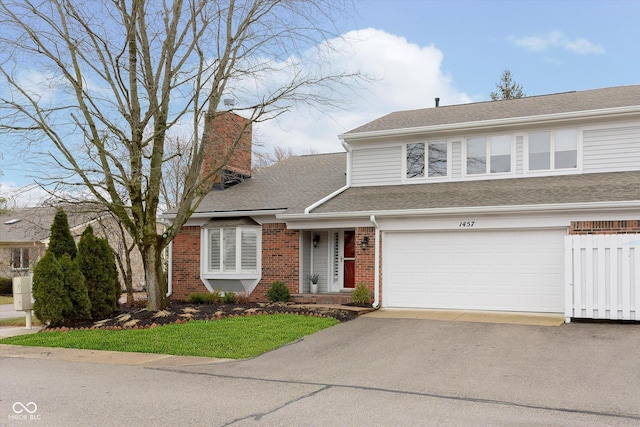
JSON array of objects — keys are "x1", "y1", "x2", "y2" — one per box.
[
  {"x1": 490, "y1": 70, "x2": 525, "y2": 100},
  {"x1": 32, "y1": 252, "x2": 70, "y2": 327},
  {"x1": 78, "y1": 225, "x2": 120, "y2": 319},
  {"x1": 98, "y1": 236, "x2": 121, "y2": 310},
  {"x1": 49, "y1": 208, "x2": 77, "y2": 259},
  {"x1": 59, "y1": 254, "x2": 92, "y2": 321}
]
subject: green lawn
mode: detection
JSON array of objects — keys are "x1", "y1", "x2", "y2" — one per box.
[
  {"x1": 0, "y1": 314, "x2": 338, "y2": 359},
  {"x1": 0, "y1": 296, "x2": 13, "y2": 305}
]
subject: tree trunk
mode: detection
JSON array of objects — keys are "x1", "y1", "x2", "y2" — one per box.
[{"x1": 142, "y1": 244, "x2": 168, "y2": 311}]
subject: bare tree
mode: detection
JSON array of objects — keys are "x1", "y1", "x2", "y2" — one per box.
[
  {"x1": 253, "y1": 145, "x2": 319, "y2": 170},
  {"x1": 490, "y1": 70, "x2": 525, "y2": 100},
  {"x1": 0, "y1": 0, "x2": 359, "y2": 309}
]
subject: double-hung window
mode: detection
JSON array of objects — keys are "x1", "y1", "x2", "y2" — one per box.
[
  {"x1": 206, "y1": 227, "x2": 259, "y2": 276},
  {"x1": 528, "y1": 129, "x2": 577, "y2": 171},
  {"x1": 11, "y1": 248, "x2": 29, "y2": 271},
  {"x1": 466, "y1": 135, "x2": 512, "y2": 175},
  {"x1": 406, "y1": 141, "x2": 448, "y2": 179}
]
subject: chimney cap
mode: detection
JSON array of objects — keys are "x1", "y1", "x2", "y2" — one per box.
[
  {"x1": 435, "y1": 97, "x2": 440, "y2": 107},
  {"x1": 223, "y1": 98, "x2": 235, "y2": 107}
]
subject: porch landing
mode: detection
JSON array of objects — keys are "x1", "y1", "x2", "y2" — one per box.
[{"x1": 291, "y1": 292, "x2": 353, "y2": 306}]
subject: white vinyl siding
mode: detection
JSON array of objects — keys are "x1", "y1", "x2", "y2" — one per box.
[
  {"x1": 351, "y1": 146, "x2": 402, "y2": 186},
  {"x1": 583, "y1": 125, "x2": 640, "y2": 172},
  {"x1": 515, "y1": 136, "x2": 524, "y2": 174},
  {"x1": 451, "y1": 141, "x2": 462, "y2": 178}
]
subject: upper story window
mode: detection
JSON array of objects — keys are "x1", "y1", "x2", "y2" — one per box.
[
  {"x1": 11, "y1": 248, "x2": 29, "y2": 271},
  {"x1": 206, "y1": 226, "x2": 259, "y2": 275},
  {"x1": 466, "y1": 135, "x2": 512, "y2": 175},
  {"x1": 406, "y1": 142, "x2": 447, "y2": 179},
  {"x1": 528, "y1": 129, "x2": 577, "y2": 171}
]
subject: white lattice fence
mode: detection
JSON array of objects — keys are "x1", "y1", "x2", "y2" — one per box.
[{"x1": 565, "y1": 234, "x2": 640, "y2": 321}]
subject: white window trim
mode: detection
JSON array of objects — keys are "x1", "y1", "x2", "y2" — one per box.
[
  {"x1": 11, "y1": 247, "x2": 30, "y2": 271},
  {"x1": 524, "y1": 127, "x2": 582, "y2": 174},
  {"x1": 463, "y1": 134, "x2": 515, "y2": 178},
  {"x1": 403, "y1": 141, "x2": 451, "y2": 183},
  {"x1": 201, "y1": 225, "x2": 262, "y2": 280}
]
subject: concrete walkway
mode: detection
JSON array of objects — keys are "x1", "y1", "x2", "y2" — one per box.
[
  {"x1": 363, "y1": 308, "x2": 565, "y2": 326},
  {"x1": 0, "y1": 303, "x2": 25, "y2": 320}
]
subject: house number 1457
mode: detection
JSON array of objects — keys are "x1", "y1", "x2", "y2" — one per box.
[{"x1": 459, "y1": 221, "x2": 475, "y2": 228}]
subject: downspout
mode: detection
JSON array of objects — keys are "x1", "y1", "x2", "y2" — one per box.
[
  {"x1": 370, "y1": 215, "x2": 380, "y2": 309},
  {"x1": 303, "y1": 140, "x2": 352, "y2": 214},
  {"x1": 166, "y1": 240, "x2": 173, "y2": 297}
]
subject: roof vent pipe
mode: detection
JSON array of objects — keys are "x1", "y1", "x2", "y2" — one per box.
[{"x1": 435, "y1": 97, "x2": 440, "y2": 107}]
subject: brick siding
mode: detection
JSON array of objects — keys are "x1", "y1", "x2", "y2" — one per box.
[
  {"x1": 355, "y1": 227, "x2": 376, "y2": 301},
  {"x1": 170, "y1": 226, "x2": 205, "y2": 300},
  {"x1": 251, "y1": 223, "x2": 300, "y2": 301},
  {"x1": 569, "y1": 220, "x2": 640, "y2": 235}
]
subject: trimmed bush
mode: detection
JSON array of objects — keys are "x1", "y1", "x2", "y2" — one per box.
[
  {"x1": 32, "y1": 252, "x2": 70, "y2": 327},
  {"x1": 48, "y1": 208, "x2": 77, "y2": 259},
  {"x1": 222, "y1": 291, "x2": 237, "y2": 304},
  {"x1": 351, "y1": 283, "x2": 372, "y2": 306},
  {"x1": 187, "y1": 292, "x2": 222, "y2": 304},
  {"x1": 78, "y1": 226, "x2": 120, "y2": 319},
  {"x1": 59, "y1": 254, "x2": 92, "y2": 321},
  {"x1": 0, "y1": 277, "x2": 12, "y2": 295},
  {"x1": 266, "y1": 281, "x2": 290, "y2": 303}
]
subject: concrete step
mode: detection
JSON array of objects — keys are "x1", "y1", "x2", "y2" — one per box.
[{"x1": 291, "y1": 293, "x2": 353, "y2": 305}]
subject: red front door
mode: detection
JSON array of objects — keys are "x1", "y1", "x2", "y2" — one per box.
[{"x1": 344, "y1": 230, "x2": 355, "y2": 288}]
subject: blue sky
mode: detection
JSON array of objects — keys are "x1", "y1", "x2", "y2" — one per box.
[
  {"x1": 1, "y1": 0, "x2": 639, "y2": 205},
  {"x1": 352, "y1": 0, "x2": 639, "y2": 97}
]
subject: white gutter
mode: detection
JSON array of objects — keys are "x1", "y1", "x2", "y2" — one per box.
[
  {"x1": 303, "y1": 140, "x2": 353, "y2": 214},
  {"x1": 340, "y1": 105, "x2": 640, "y2": 142},
  {"x1": 370, "y1": 215, "x2": 380, "y2": 309},
  {"x1": 184, "y1": 209, "x2": 287, "y2": 219},
  {"x1": 281, "y1": 200, "x2": 640, "y2": 221}
]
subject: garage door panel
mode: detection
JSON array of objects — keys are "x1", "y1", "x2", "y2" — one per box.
[{"x1": 383, "y1": 229, "x2": 565, "y2": 312}]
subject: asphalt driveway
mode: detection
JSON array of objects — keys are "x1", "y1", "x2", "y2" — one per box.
[{"x1": 2, "y1": 317, "x2": 640, "y2": 425}]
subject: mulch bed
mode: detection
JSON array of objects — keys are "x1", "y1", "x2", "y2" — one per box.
[{"x1": 45, "y1": 302, "x2": 360, "y2": 332}]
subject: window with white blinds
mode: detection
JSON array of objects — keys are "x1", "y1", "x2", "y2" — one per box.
[{"x1": 206, "y1": 227, "x2": 260, "y2": 275}]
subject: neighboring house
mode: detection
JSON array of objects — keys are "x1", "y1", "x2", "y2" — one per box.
[
  {"x1": 0, "y1": 206, "x2": 145, "y2": 291},
  {"x1": 167, "y1": 85, "x2": 640, "y2": 322}
]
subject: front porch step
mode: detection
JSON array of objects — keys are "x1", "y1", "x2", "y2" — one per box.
[{"x1": 291, "y1": 292, "x2": 353, "y2": 305}]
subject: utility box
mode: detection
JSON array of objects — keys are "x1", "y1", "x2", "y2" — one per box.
[{"x1": 13, "y1": 275, "x2": 33, "y2": 311}]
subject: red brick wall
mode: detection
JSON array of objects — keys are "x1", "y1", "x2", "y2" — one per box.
[
  {"x1": 170, "y1": 226, "x2": 206, "y2": 300},
  {"x1": 201, "y1": 112, "x2": 252, "y2": 189},
  {"x1": 569, "y1": 220, "x2": 640, "y2": 235},
  {"x1": 170, "y1": 222, "x2": 300, "y2": 302},
  {"x1": 251, "y1": 223, "x2": 300, "y2": 300},
  {"x1": 355, "y1": 227, "x2": 375, "y2": 301}
]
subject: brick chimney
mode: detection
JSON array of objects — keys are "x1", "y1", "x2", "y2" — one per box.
[{"x1": 200, "y1": 112, "x2": 252, "y2": 191}]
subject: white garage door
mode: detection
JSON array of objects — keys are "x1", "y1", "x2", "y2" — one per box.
[{"x1": 383, "y1": 229, "x2": 565, "y2": 312}]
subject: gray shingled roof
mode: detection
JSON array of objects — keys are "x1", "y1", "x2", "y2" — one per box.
[
  {"x1": 192, "y1": 153, "x2": 346, "y2": 215},
  {"x1": 311, "y1": 171, "x2": 640, "y2": 214},
  {"x1": 0, "y1": 206, "x2": 102, "y2": 244},
  {"x1": 345, "y1": 85, "x2": 640, "y2": 135}
]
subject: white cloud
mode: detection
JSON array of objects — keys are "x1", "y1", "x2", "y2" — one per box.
[
  {"x1": 254, "y1": 28, "x2": 472, "y2": 155},
  {"x1": 510, "y1": 31, "x2": 605, "y2": 55},
  {"x1": 0, "y1": 181, "x2": 50, "y2": 208}
]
